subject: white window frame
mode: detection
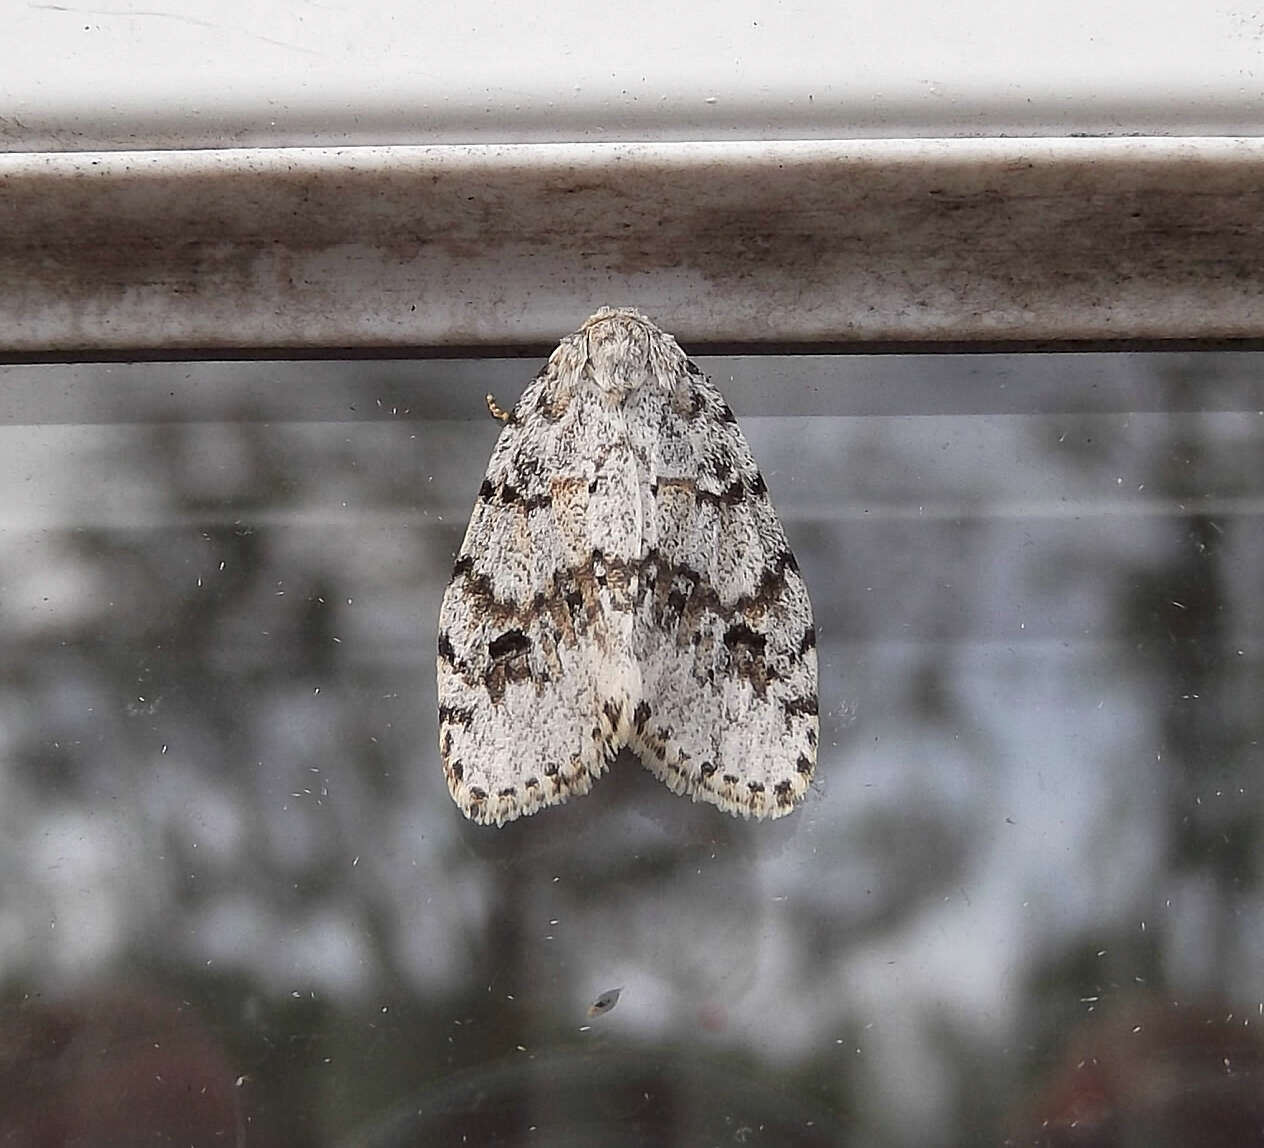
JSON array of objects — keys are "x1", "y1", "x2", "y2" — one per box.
[{"x1": 3, "y1": 138, "x2": 1261, "y2": 357}]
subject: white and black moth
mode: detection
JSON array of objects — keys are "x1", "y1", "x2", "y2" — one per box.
[{"x1": 437, "y1": 307, "x2": 818, "y2": 826}]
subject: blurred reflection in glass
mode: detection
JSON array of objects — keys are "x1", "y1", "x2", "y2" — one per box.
[{"x1": 0, "y1": 351, "x2": 1260, "y2": 1146}]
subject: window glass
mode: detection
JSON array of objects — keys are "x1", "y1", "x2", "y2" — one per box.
[{"x1": 1, "y1": 351, "x2": 1259, "y2": 1146}]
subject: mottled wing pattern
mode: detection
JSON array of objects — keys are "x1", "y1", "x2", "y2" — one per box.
[
  {"x1": 436, "y1": 350, "x2": 639, "y2": 827},
  {"x1": 627, "y1": 358, "x2": 818, "y2": 819},
  {"x1": 437, "y1": 307, "x2": 818, "y2": 825}
]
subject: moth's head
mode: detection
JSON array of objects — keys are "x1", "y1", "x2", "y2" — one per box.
[{"x1": 579, "y1": 307, "x2": 685, "y2": 399}]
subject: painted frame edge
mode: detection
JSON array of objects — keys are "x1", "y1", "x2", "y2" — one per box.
[{"x1": 3, "y1": 137, "x2": 1263, "y2": 355}]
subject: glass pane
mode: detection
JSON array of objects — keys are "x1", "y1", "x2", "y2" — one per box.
[{"x1": 1, "y1": 351, "x2": 1261, "y2": 1147}]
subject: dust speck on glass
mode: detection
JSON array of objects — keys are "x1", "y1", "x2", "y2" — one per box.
[
  {"x1": 0, "y1": 339, "x2": 1260, "y2": 1147},
  {"x1": 587, "y1": 986, "x2": 623, "y2": 1017},
  {"x1": 437, "y1": 308, "x2": 818, "y2": 827}
]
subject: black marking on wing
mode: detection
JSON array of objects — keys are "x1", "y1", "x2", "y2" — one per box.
[{"x1": 484, "y1": 629, "x2": 534, "y2": 702}]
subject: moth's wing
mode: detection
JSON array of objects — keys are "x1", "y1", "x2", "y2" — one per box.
[
  {"x1": 629, "y1": 365, "x2": 818, "y2": 819},
  {"x1": 437, "y1": 370, "x2": 629, "y2": 827}
]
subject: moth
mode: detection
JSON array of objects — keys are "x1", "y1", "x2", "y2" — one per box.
[{"x1": 436, "y1": 308, "x2": 818, "y2": 826}]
